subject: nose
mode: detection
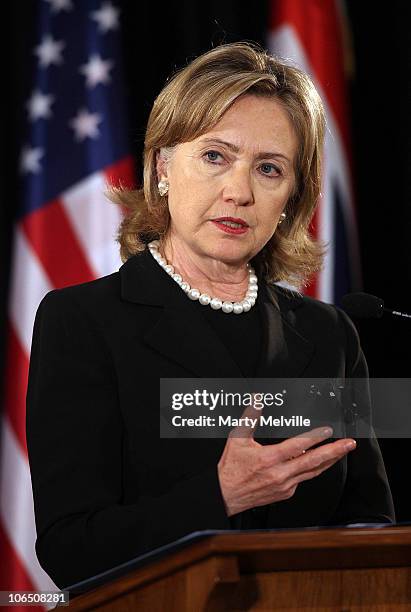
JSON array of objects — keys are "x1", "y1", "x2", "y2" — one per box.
[{"x1": 222, "y1": 165, "x2": 254, "y2": 206}]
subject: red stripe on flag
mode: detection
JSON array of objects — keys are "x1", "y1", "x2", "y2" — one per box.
[
  {"x1": 270, "y1": 0, "x2": 350, "y2": 154},
  {"x1": 0, "y1": 523, "x2": 44, "y2": 612},
  {"x1": 104, "y1": 156, "x2": 136, "y2": 189},
  {"x1": 304, "y1": 207, "x2": 320, "y2": 298},
  {"x1": 3, "y1": 325, "x2": 30, "y2": 456},
  {"x1": 21, "y1": 199, "x2": 96, "y2": 289}
]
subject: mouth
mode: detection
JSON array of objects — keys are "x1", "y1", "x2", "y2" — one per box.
[
  {"x1": 213, "y1": 217, "x2": 249, "y2": 228},
  {"x1": 211, "y1": 217, "x2": 249, "y2": 235}
]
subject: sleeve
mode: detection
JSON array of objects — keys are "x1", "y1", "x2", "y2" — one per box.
[
  {"x1": 329, "y1": 308, "x2": 395, "y2": 525},
  {"x1": 26, "y1": 290, "x2": 230, "y2": 589}
]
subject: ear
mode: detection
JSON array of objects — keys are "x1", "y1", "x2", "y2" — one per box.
[{"x1": 156, "y1": 150, "x2": 169, "y2": 182}]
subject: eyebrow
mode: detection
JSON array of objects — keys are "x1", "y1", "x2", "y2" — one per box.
[{"x1": 198, "y1": 137, "x2": 292, "y2": 163}]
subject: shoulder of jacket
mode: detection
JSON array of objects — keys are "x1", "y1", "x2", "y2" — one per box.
[
  {"x1": 38, "y1": 271, "x2": 121, "y2": 315},
  {"x1": 270, "y1": 282, "x2": 339, "y2": 319}
]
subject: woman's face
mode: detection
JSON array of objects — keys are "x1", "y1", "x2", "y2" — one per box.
[{"x1": 159, "y1": 94, "x2": 298, "y2": 267}]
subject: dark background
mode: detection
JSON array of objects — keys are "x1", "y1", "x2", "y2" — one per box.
[{"x1": 1, "y1": 1, "x2": 410, "y2": 519}]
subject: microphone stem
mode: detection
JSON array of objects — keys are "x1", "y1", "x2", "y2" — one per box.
[{"x1": 384, "y1": 307, "x2": 411, "y2": 319}]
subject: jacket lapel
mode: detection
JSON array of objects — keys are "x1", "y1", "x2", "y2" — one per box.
[
  {"x1": 144, "y1": 305, "x2": 244, "y2": 378},
  {"x1": 120, "y1": 250, "x2": 243, "y2": 377},
  {"x1": 256, "y1": 283, "x2": 315, "y2": 378},
  {"x1": 120, "y1": 250, "x2": 314, "y2": 378}
]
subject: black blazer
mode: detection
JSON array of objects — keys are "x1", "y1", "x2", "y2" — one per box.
[{"x1": 26, "y1": 248, "x2": 395, "y2": 588}]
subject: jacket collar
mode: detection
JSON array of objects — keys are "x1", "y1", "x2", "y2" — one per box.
[
  {"x1": 120, "y1": 249, "x2": 314, "y2": 378},
  {"x1": 121, "y1": 249, "x2": 304, "y2": 310}
]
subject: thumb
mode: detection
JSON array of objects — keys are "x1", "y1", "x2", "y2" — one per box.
[{"x1": 228, "y1": 393, "x2": 262, "y2": 440}]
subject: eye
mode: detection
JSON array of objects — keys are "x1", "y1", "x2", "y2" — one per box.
[
  {"x1": 259, "y1": 162, "x2": 282, "y2": 177},
  {"x1": 204, "y1": 150, "x2": 224, "y2": 164}
]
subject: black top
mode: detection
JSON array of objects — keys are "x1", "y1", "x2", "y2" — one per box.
[
  {"x1": 193, "y1": 289, "x2": 271, "y2": 530},
  {"x1": 196, "y1": 293, "x2": 262, "y2": 379}
]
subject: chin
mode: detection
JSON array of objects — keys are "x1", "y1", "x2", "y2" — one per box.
[{"x1": 206, "y1": 247, "x2": 250, "y2": 266}]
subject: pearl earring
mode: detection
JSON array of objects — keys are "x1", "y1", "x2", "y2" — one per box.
[
  {"x1": 278, "y1": 212, "x2": 286, "y2": 225},
  {"x1": 158, "y1": 180, "x2": 169, "y2": 196}
]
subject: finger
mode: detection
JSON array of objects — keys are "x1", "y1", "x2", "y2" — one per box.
[
  {"x1": 277, "y1": 439, "x2": 356, "y2": 490},
  {"x1": 228, "y1": 393, "x2": 262, "y2": 440},
  {"x1": 292, "y1": 446, "x2": 353, "y2": 486},
  {"x1": 271, "y1": 426, "x2": 334, "y2": 462},
  {"x1": 290, "y1": 438, "x2": 356, "y2": 475},
  {"x1": 285, "y1": 457, "x2": 339, "y2": 491}
]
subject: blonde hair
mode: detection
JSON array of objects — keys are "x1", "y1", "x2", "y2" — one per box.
[{"x1": 110, "y1": 41, "x2": 327, "y2": 286}]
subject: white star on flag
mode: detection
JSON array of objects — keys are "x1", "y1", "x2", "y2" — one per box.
[
  {"x1": 44, "y1": 0, "x2": 73, "y2": 13},
  {"x1": 27, "y1": 90, "x2": 55, "y2": 121},
  {"x1": 34, "y1": 35, "x2": 65, "y2": 68},
  {"x1": 91, "y1": 2, "x2": 120, "y2": 33},
  {"x1": 20, "y1": 146, "x2": 45, "y2": 174},
  {"x1": 70, "y1": 108, "x2": 102, "y2": 141},
  {"x1": 79, "y1": 54, "x2": 113, "y2": 88}
]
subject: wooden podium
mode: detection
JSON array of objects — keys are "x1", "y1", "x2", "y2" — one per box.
[{"x1": 67, "y1": 526, "x2": 411, "y2": 611}]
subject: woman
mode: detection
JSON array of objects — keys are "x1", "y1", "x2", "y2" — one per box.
[{"x1": 26, "y1": 42, "x2": 394, "y2": 589}]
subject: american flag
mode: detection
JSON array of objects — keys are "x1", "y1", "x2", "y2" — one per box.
[
  {"x1": 269, "y1": 0, "x2": 361, "y2": 304},
  {"x1": 0, "y1": 0, "x2": 134, "y2": 606}
]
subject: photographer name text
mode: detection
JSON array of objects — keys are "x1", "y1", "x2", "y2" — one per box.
[{"x1": 171, "y1": 415, "x2": 311, "y2": 428}]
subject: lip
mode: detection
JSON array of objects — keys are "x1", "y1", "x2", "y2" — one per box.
[
  {"x1": 211, "y1": 219, "x2": 249, "y2": 235},
  {"x1": 213, "y1": 217, "x2": 249, "y2": 227}
]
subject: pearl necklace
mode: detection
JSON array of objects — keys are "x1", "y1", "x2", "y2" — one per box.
[{"x1": 148, "y1": 240, "x2": 258, "y2": 314}]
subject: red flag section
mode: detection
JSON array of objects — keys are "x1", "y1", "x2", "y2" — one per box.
[{"x1": 269, "y1": 0, "x2": 360, "y2": 301}]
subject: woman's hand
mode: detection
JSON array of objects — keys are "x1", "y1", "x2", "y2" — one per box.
[{"x1": 217, "y1": 405, "x2": 356, "y2": 517}]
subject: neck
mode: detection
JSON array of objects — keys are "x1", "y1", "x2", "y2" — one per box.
[{"x1": 161, "y1": 236, "x2": 251, "y2": 302}]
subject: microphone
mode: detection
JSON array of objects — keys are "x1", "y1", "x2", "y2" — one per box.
[{"x1": 341, "y1": 292, "x2": 411, "y2": 321}]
